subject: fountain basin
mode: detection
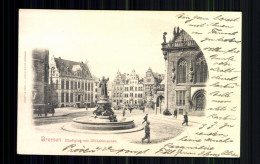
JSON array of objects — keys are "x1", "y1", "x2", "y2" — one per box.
[
  {"x1": 72, "y1": 116, "x2": 135, "y2": 131},
  {"x1": 62, "y1": 116, "x2": 143, "y2": 134}
]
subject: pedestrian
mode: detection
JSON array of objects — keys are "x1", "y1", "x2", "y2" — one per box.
[
  {"x1": 174, "y1": 109, "x2": 177, "y2": 118},
  {"x1": 86, "y1": 105, "x2": 88, "y2": 110},
  {"x1": 123, "y1": 108, "x2": 126, "y2": 117},
  {"x1": 143, "y1": 106, "x2": 145, "y2": 113},
  {"x1": 129, "y1": 107, "x2": 132, "y2": 113},
  {"x1": 51, "y1": 104, "x2": 55, "y2": 116},
  {"x1": 45, "y1": 103, "x2": 50, "y2": 117},
  {"x1": 142, "y1": 121, "x2": 151, "y2": 143},
  {"x1": 142, "y1": 114, "x2": 148, "y2": 124},
  {"x1": 182, "y1": 112, "x2": 188, "y2": 126}
]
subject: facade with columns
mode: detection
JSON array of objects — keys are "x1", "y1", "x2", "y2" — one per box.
[
  {"x1": 160, "y1": 28, "x2": 208, "y2": 115},
  {"x1": 49, "y1": 56, "x2": 94, "y2": 108}
]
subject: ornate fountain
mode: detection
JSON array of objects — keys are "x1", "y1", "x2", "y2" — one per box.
[{"x1": 63, "y1": 77, "x2": 142, "y2": 134}]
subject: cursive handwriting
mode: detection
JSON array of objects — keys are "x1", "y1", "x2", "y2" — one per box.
[
  {"x1": 201, "y1": 37, "x2": 241, "y2": 43},
  {"x1": 207, "y1": 114, "x2": 236, "y2": 120},
  {"x1": 62, "y1": 144, "x2": 150, "y2": 155},
  {"x1": 209, "y1": 28, "x2": 238, "y2": 35},
  {"x1": 210, "y1": 82, "x2": 239, "y2": 88}
]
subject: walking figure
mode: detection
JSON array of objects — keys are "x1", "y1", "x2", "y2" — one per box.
[
  {"x1": 45, "y1": 103, "x2": 50, "y2": 117},
  {"x1": 129, "y1": 107, "x2": 132, "y2": 113},
  {"x1": 142, "y1": 114, "x2": 148, "y2": 124},
  {"x1": 182, "y1": 112, "x2": 188, "y2": 126},
  {"x1": 173, "y1": 109, "x2": 177, "y2": 118},
  {"x1": 123, "y1": 108, "x2": 126, "y2": 117},
  {"x1": 50, "y1": 104, "x2": 55, "y2": 116},
  {"x1": 142, "y1": 121, "x2": 151, "y2": 143}
]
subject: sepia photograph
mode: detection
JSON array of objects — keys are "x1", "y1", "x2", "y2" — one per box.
[{"x1": 18, "y1": 10, "x2": 241, "y2": 157}]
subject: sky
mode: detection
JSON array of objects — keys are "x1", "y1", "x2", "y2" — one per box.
[{"x1": 19, "y1": 10, "x2": 181, "y2": 80}]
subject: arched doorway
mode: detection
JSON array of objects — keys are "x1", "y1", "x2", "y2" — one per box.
[
  {"x1": 156, "y1": 95, "x2": 164, "y2": 114},
  {"x1": 195, "y1": 93, "x2": 206, "y2": 110},
  {"x1": 192, "y1": 89, "x2": 206, "y2": 111}
]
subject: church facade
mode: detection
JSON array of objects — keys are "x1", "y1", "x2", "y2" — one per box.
[{"x1": 161, "y1": 28, "x2": 208, "y2": 115}]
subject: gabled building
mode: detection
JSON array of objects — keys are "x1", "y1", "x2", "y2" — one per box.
[
  {"x1": 123, "y1": 70, "x2": 144, "y2": 106},
  {"x1": 49, "y1": 56, "x2": 94, "y2": 108},
  {"x1": 143, "y1": 67, "x2": 164, "y2": 106},
  {"x1": 112, "y1": 71, "x2": 126, "y2": 106},
  {"x1": 160, "y1": 27, "x2": 208, "y2": 115}
]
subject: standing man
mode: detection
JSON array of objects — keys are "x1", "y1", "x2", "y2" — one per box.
[
  {"x1": 182, "y1": 112, "x2": 188, "y2": 126},
  {"x1": 142, "y1": 114, "x2": 148, "y2": 124},
  {"x1": 51, "y1": 104, "x2": 55, "y2": 116},
  {"x1": 173, "y1": 109, "x2": 177, "y2": 118},
  {"x1": 142, "y1": 121, "x2": 151, "y2": 143},
  {"x1": 45, "y1": 103, "x2": 50, "y2": 117},
  {"x1": 123, "y1": 108, "x2": 126, "y2": 117},
  {"x1": 129, "y1": 107, "x2": 132, "y2": 113}
]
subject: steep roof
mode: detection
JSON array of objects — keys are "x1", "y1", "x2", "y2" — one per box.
[{"x1": 54, "y1": 57, "x2": 92, "y2": 78}]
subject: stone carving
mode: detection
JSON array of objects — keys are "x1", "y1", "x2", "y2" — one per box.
[
  {"x1": 171, "y1": 62, "x2": 176, "y2": 83},
  {"x1": 189, "y1": 62, "x2": 194, "y2": 82}
]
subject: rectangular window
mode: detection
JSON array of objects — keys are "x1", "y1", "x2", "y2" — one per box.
[
  {"x1": 71, "y1": 81, "x2": 73, "y2": 90},
  {"x1": 82, "y1": 82, "x2": 84, "y2": 90},
  {"x1": 88, "y1": 83, "x2": 90, "y2": 91},
  {"x1": 66, "y1": 93, "x2": 69, "y2": 102},
  {"x1": 176, "y1": 91, "x2": 186, "y2": 106},
  {"x1": 85, "y1": 93, "x2": 87, "y2": 101},
  {"x1": 66, "y1": 81, "x2": 69, "y2": 90},
  {"x1": 88, "y1": 93, "x2": 90, "y2": 102},
  {"x1": 70, "y1": 93, "x2": 73, "y2": 102},
  {"x1": 75, "y1": 81, "x2": 77, "y2": 89},
  {"x1": 91, "y1": 93, "x2": 93, "y2": 103},
  {"x1": 61, "y1": 93, "x2": 64, "y2": 102},
  {"x1": 91, "y1": 83, "x2": 93, "y2": 91},
  {"x1": 78, "y1": 82, "x2": 80, "y2": 89},
  {"x1": 61, "y1": 80, "x2": 64, "y2": 89},
  {"x1": 85, "y1": 83, "x2": 87, "y2": 90}
]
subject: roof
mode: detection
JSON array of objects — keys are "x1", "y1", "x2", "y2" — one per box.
[{"x1": 54, "y1": 57, "x2": 92, "y2": 79}]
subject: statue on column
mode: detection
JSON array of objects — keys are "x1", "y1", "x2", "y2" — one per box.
[
  {"x1": 163, "y1": 32, "x2": 167, "y2": 43},
  {"x1": 99, "y1": 76, "x2": 109, "y2": 98}
]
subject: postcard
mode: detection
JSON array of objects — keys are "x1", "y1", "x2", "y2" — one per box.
[{"x1": 17, "y1": 10, "x2": 241, "y2": 157}]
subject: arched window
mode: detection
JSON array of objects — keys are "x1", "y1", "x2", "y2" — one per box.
[
  {"x1": 177, "y1": 59, "x2": 187, "y2": 83},
  {"x1": 195, "y1": 55, "x2": 208, "y2": 83}
]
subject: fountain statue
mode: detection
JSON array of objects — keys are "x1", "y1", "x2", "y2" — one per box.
[{"x1": 62, "y1": 76, "x2": 143, "y2": 134}]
